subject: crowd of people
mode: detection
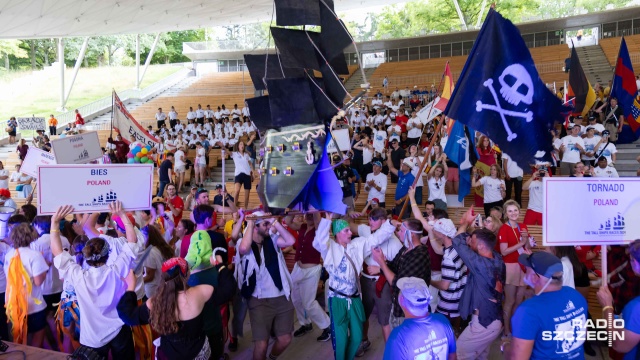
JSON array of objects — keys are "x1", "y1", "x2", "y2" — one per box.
[{"x1": 0, "y1": 82, "x2": 638, "y2": 360}]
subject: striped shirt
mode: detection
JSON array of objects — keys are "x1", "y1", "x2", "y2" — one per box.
[{"x1": 436, "y1": 246, "x2": 468, "y2": 317}]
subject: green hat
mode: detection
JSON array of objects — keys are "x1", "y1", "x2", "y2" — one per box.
[
  {"x1": 185, "y1": 230, "x2": 212, "y2": 270},
  {"x1": 332, "y1": 219, "x2": 349, "y2": 236}
]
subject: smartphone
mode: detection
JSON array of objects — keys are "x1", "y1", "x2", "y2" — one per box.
[{"x1": 474, "y1": 214, "x2": 483, "y2": 228}]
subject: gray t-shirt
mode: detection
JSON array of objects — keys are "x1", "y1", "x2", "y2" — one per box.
[{"x1": 451, "y1": 233, "x2": 506, "y2": 327}]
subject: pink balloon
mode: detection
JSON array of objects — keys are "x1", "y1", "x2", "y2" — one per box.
[{"x1": 127, "y1": 152, "x2": 134, "y2": 158}]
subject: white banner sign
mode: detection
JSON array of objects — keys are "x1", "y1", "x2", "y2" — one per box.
[
  {"x1": 416, "y1": 97, "x2": 443, "y2": 125},
  {"x1": 37, "y1": 164, "x2": 154, "y2": 215},
  {"x1": 21, "y1": 148, "x2": 56, "y2": 178},
  {"x1": 543, "y1": 177, "x2": 640, "y2": 245},
  {"x1": 113, "y1": 91, "x2": 158, "y2": 147},
  {"x1": 51, "y1": 131, "x2": 102, "y2": 164},
  {"x1": 326, "y1": 128, "x2": 351, "y2": 154},
  {"x1": 16, "y1": 117, "x2": 46, "y2": 130}
]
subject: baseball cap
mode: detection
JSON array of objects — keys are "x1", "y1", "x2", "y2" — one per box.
[
  {"x1": 371, "y1": 198, "x2": 380, "y2": 205},
  {"x1": 196, "y1": 188, "x2": 208, "y2": 196},
  {"x1": 191, "y1": 185, "x2": 198, "y2": 190},
  {"x1": 602, "y1": 130, "x2": 610, "y2": 136},
  {"x1": 372, "y1": 161, "x2": 382, "y2": 168},
  {"x1": 518, "y1": 252, "x2": 563, "y2": 279},
  {"x1": 390, "y1": 138, "x2": 398, "y2": 143},
  {"x1": 215, "y1": 184, "x2": 223, "y2": 190},
  {"x1": 597, "y1": 155, "x2": 607, "y2": 162},
  {"x1": 396, "y1": 277, "x2": 432, "y2": 307},
  {"x1": 433, "y1": 218, "x2": 456, "y2": 238},
  {"x1": 402, "y1": 158, "x2": 416, "y2": 170},
  {"x1": 586, "y1": 126, "x2": 595, "y2": 131},
  {"x1": 588, "y1": 115, "x2": 596, "y2": 121}
]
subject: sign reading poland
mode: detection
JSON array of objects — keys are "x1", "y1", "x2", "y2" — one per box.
[{"x1": 37, "y1": 164, "x2": 153, "y2": 215}]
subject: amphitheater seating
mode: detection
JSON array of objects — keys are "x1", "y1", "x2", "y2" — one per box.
[
  {"x1": 600, "y1": 34, "x2": 640, "y2": 67},
  {"x1": 368, "y1": 44, "x2": 569, "y2": 96}
]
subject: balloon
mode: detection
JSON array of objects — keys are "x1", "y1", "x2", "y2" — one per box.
[
  {"x1": 134, "y1": 157, "x2": 141, "y2": 163},
  {"x1": 136, "y1": 152, "x2": 143, "y2": 158},
  {"x1": 144, "y1": 157, "x2": 151, "y2": 163},
  {"x1": 126, "y1": 152, "x2": 134, "y2": 158},
  {"x1": 145, "y1": 145, "x2": 151, "y2": 151},
  {"x1": 59, "y1": 134, "x2": 66, "y2": 138},
  {"x1": 127, "y1": 158, "x2": 135, "y2": 164},
  {"x1": 140, "y1": 156, "x2": 147, "y2": 162},
  {"x1": 141, "y1": 148, "x2": 148, "y2": 155}
]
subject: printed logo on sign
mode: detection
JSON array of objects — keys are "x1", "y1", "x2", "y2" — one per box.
[
  {"x1": 584, "y1": 213, "x2": 626, "y2": 236},
  {"x1": 78, "y1": 149, "x2": 89, "y2": 161},
  {"x1": 80, "y1": 190, "x2": 117, "y2": 208}
]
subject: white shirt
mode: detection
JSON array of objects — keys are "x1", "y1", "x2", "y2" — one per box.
[
  {"x1": 313, "y1": 219, "x2": 395, "y2": 300},
  {"x1": 502, "y1": 153, "x2": 524, "y2": 178},
  {"x1": 186, "y1": 111, "x2": 196, "y2": 120},
  {"x1": 143, "y1": 246, "x2": 164, "y2": 299},
  {"x1": 231, "y1": 109, "x2": 242, "y2": 119},
  {"x1": 594, "y1": 166, "x2": 619, "y2": 178},
  {"x1": 428, "y1": 176, "x2": 447, "y2": 202},
  {"x1": 560, "y1": 256, "x2": 575, "y2": 289},
  {"x1": 0, "y1": 169, "x2": 8, "y2": 189},
  {"x1": 587, "y1": 123, "x2": 605, "y2": 135},
  {"x1": 168, "y1": 110, "x2": 178, "y2": 120},
  {"x1": 559, "y1": 135, "x2": 585, "y2": 163},
  {"x1": 232, "y1": 152, "x2": 253, "y2": 176},
  {"x1": 358, "y1": 225, "x2": 402, "y2": 280},
  {"x1": 242, "y1": 107, "x2": 250, "y2": 117},
  {"x1": 196, "y1": 109, "x2": 205, "y2": 118},
  {"x1": 527, "y1": 180, "x2": 543, "y2": 213},
  {"x1": 0, "y1": 242, "x2": 11, "y2": 293},
  {"x1": 407, "y1": 117, "x2": 422, "y2": 138},
  {"x1": 54, "y1": 242, "x2": 140, "y2": 348},
  {"x1": 4, "y1": 247, "x2": 49, "y2": 315},
  {"x1": 30, "y1": 234, "x2": 70, "y2": 295},
  {"x1": 478, "y1": 176, "x2": 505, "y2": 203},
  {"x1": 596, "y1": 142, "x2": 617, "y2": 165},
  {"x1": 205, "y1": 110, "x2": 214, "y2": 119},
  {"x1": 365, "y1": 172, "x2": 387, "y2": 202},
  {"x1": 582, "y1": 136, "x2": 601, "y2": 161},
  {"x1": 174, "y1": 149, "x2": 185, "y2": 168},
  {"x1": 372, "y1": 130, "x2": 387, "y2": 153},
  {"x1": 371, "y1": 99, "x2": 382, "y2": 109},
  {"x1": 9, "y1": 171, "x2": 21, "y2": 183},
  {"x1": 155, "y1": 112, "x2": 167, "y2": 121}
]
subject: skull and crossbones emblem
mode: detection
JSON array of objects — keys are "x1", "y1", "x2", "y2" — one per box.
[{"x1": 476, "y1": 64, "x2": 534, "y2": 142}]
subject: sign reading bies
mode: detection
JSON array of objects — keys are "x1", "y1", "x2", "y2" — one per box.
[
  {"x1": 21, "y1": 147, "x2": 56, "y2": 178},
  {"x1": 543, "y1": 177, "x2": 640, "y2": 246},
  {"x1": 37, "y1": 164, "x2": 154, "y2": 215},
  {"x1": 51, "y1": 131, "x2": 102, "y2": 164},
  {"x1": 16, "y1": 117, "x2": 46, "y2": 130}
]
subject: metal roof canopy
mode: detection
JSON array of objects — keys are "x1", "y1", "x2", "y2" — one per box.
[{"x1": 0, "y1": 0, "x2": 405, "y2": 39}]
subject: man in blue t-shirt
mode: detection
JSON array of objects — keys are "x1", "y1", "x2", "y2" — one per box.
[
  {"x1": 506, "y1": 252, "x2": 587, "y2": 360},
  {"x1": 383, "y1": 277, "x2": 456, "y2": 360},
  {"x1": 386, "y1": 154, "x2": 415, "y2": 219},
  {"x1": 597, "y1": 240, "x2": 640, "y2": 360}
]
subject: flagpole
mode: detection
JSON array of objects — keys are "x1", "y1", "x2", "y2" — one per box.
[
  {"x1": 398, "y1": 63, "x2": 449, "y2": 219},
  {"x1": 222, "y1": 148, "x2": 226, "y2": 220},
  {"x1": 110, "y1": 89, "x2": 115, "y2": 140}
]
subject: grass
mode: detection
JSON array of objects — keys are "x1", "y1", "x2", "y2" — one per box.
[{"x1": 0, "y1": 64, "x2": 183, "y2": 121}]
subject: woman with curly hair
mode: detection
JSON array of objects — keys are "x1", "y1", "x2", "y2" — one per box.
[
  {"x1": 51, "y1": 201, "x2": 139, "y2": 359},
  {"x1": 117, "y1": 257, "x2": 214, "y2": 360}
]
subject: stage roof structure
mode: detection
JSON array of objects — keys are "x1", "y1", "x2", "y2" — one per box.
[{"x1": 0, "y1": 0, "x2": 405, "y2": 39}]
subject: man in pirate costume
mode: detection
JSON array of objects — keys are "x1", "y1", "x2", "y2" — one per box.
[
  {"x1": 313, "y1": 212, "x2": 397, "y2": 360},
  {"x1": 237, "y1": 211, "x2": 296, "y2": 360}
]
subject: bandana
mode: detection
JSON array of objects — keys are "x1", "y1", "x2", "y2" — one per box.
[
  {"x1": 332, "y1": 219, "x2": 349, "y2": 236},
  {"x1": 161, "y1": 257, "x2": 188, "y2": 279},
  {"x1": 85, "y1": 241, "x2": 110, "y2": 262}
]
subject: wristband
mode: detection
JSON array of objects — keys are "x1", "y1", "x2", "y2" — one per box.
[
  {"x1": 50, "y1": 229, "x2": 60, "y2": 233},
  {"x1": 602, "y1": 305, "x2": 614, "y2": 313}
]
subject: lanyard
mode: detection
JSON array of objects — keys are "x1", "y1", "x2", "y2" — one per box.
[{"x1": 508, "y1": 220, "x2": 521, "y2": 240}]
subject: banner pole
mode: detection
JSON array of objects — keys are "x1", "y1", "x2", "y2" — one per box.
[
  {"x1": 601, "y1": 245, "x2": 608, "y2": 288},
  {"x1": 398, "y1": 64, "x2": 449, "y2": 219},
  {"x1": 221, "y1": 148, "x2": 226, "y2": 220}
]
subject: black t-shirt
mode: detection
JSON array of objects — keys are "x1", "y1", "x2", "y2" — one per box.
[
  {"x1": 213, "y1": 194, "x2": 234, "y2": 207},
  {"x1": 207, "y1": 230, "x2": 229, "y2": 264},
  {"x1": 391, "y1": 147, "x2": 405, "y2": 169},
  {"x1": 605, "y1": 106, "x2": 624, "y2": 125},
  {"x1": 159, "y1": 160, "x2": 172, "y2": 182},
  {"x1": 334, "y1": 165, "x2": 354, "y2": 198}
]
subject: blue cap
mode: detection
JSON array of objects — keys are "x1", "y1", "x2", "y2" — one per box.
[
  {"x1": 518, "y1": 252, "x2": 563, "y2": 279},
  {"x1": 372, "y1": 161, "x2": 382, "y2": 168}
]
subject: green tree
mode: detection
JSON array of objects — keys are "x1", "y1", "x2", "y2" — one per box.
[{"x1": 0, "y1": 40, "x2": 28, "y2": 70}]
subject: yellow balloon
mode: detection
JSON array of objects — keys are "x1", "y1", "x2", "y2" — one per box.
[{"x1": 141, "y1": 148, "x2": 148, "y2": 155}]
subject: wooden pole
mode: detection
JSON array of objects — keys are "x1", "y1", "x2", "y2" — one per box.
[
  {"x1": 397, "y1": 64, "x2": 449, "y2": 219},
  {"x1": 601, "y1": 245, "x2": 608, "y2": 287}
]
